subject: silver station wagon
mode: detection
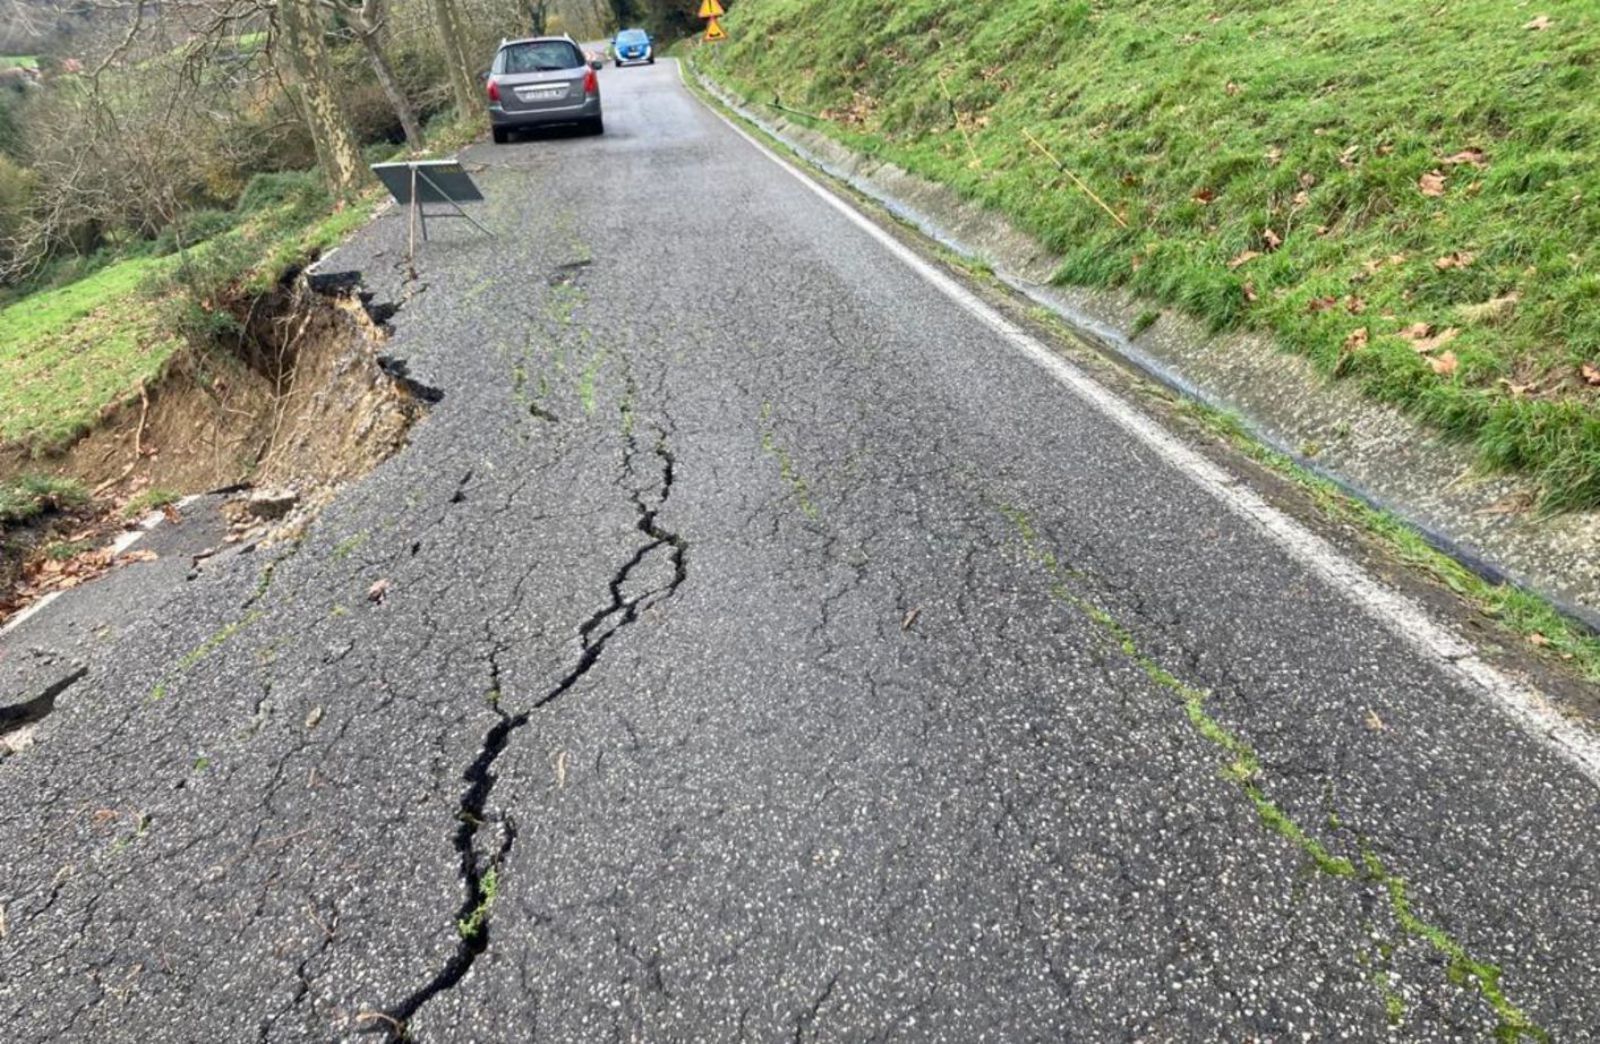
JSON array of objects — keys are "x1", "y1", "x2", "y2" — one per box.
[{"x1": 486, "y1": 36, "x2": 604, "y2": 143}]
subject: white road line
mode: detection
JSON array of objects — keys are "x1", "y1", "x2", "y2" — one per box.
[{"x1": 680, "y1": 60, "x2": 1600, "y2": 788}]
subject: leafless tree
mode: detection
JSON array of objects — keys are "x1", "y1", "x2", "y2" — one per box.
[{"x1": 326, "y1": 0, "x2": 423, "y2": 150}]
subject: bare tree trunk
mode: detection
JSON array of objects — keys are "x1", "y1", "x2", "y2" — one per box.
[
  {"x1": 358, "y1": 29, "x2": 423, "y2": 150},
  {"x1": 429, "y1": 0, "x2": 479, "y2": 119},
  {"x1": 279, "y1": 0, "x2": 369, "y2": 199},
  {"x1": 350, "y1": 0, "x2": 423, "y2": 150}
]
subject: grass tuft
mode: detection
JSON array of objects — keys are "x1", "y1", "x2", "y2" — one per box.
[
  {"x1": 121, "y1": 488, "x2": 179, "y2": 519},
  {"x1": 0, "y1": 475, "x2": 88, "y2": 525},
  {"x1": 456, "y1": 866, "x2": 499, "y2": 941}
]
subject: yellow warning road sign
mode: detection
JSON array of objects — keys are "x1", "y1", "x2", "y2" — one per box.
[
  {"x1": 705, "y1": 17, "x2": 728, "y2": 41},
  {"x1": 697, "y1": 0, "x2": 725, "y2": 17}
]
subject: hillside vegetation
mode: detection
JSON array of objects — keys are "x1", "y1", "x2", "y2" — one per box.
[{"x1": 704, "y1": 0, "x2": 1600, "y2": 508}]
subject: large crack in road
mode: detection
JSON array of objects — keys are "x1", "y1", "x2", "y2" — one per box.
[{"x1": 374, "y1": 412, "x2": 688, "y2": 1039}]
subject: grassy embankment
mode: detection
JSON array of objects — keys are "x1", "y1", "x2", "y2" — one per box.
[
  {"x1": 0, "y1": 181, "x2": 375, "y2": 454},
  {"x1": 0, "y1": 115, "x2": 479, "y2": 458},
  {"x1": 702, "y1": 0, "x2": 1600, "y2": 508}
]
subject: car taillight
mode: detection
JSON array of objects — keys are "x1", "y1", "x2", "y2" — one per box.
[
  {"x1": 583, "y1": 68, "x2": 598, "y2": 95},
  {"x1": 487, "y1": 78, "x2": 500, "y2": 102}
]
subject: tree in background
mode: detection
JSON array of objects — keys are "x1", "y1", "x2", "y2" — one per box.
[
  {"x1": 278, "y1": 0, "x2": 369, "y2": 198},
  {"x1": 428, "y1": 0, "x2": 478, "y2": 116},
  {"x1": 329, "y1": 0, "x2": 424, "y2": 150},
  {"x1": 0, "y1": 0, "x2": 534, "y2": 281}
]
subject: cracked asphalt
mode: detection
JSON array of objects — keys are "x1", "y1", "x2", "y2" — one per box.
[{"x1": 3, "y1": 61, "x2": 1599, "y2": 1041}]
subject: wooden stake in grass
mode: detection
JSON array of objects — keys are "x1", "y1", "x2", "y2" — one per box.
[
  {"x1": 937, "y1": 71, "x2": 983, "y2": 171},
  {"x1": 1021, "y1": 127, "x2": 1129, "y2": 229}
]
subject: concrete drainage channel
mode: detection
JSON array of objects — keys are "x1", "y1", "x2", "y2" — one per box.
[{"x1": 687, "y1": 62, "x2": 1600, "y2": 633}]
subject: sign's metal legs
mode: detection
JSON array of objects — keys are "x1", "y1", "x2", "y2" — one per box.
[
  {"x1": 416, "y1": 170, "x2": 496, "y2": 238},
  {"x1": 407, "y1": 166, "x2": 419, "y2": 279}
]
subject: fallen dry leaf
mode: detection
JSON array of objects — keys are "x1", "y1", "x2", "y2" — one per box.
[
  {"x1": 1429, "y1": 350, "x2": 1460, "y2": 376},
  {"x1": 901, "y1": 606, "x2": 922, "y2": 631},
  {"x1": 1434, "y1": 250, "x2": 1477, "y2": 270},
  {"x1": 1418, "y1": 171, "x2": 1447, "y2": 197},
  {"x1": 1227, "y1": 249, "x2": 1261, "y2": 270},
  {"x1": 1192, "y1": 187, "x2": 1217, "y2": 204},
  {"x1": 1498, "y1": 378, "x2": 1538, "y2": 398},
  {"x1": 1264, "y1": 146, "x2": 1283, "y2": 166},
  {"x1": 1306, "y1": 296, "x2": 1339, "y2": 314},
  {"x1": 1346, "y1": 296, "x2": 1366, "y2": 315},
  {"x1": 1224, "y1": 80, "x2": 1242, "y2": 95},
  {"x1": 1403, "y1": 324, "x2": 1461, "y2": 354},
  {"x1": 1344, "y1": 327, "x2": 1370, "y2": 351},
  {"x1": 1582, "y1": 363, "x2": 1600, "y2": 386},
  {"x1": 1523, "y1": 14, "x2": 1553, "y2": 30},
  {"x1": 1528, "y1": 632, "x2": 1552, "y2": 647},
  {"x1": 1262, "y1": 228, "x2": 1282, "y2": 251},
  {"x1": 1483, "y1": 491, "x2": 1538, "y2": 515},
  {"x1": 1242, "y1": 281, "x2": 1258, "y2": 303},
  {"x1": 1364, "y1": 708, "x2": 1386, "y2": 732},
  {"x1": 161, "y1": 503, "x2": 182, "y2": 525},
  {"x1": 305, "y1": 706, "x2": 324, "y2": 728},
  {"x1": 367, "y1": 578, "x2": 391, "y2": 603},
  {"x1": 1292, "y1": 189, "x2": 1311, "y2": 209},
  {"x1": 1442, "y1": 148, "x2": 1488, "y2": 168},
  {"x1": 1358, "y1": 253, "x2": 1407, "y2": 279},
  {"x1": 1338, "y1": 145, "x2": 1361, "y2": 169},
  {"x1": 118, "y1": 549, "x2": 158, "y2": 564}
]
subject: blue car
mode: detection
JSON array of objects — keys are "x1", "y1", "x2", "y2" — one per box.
[{"x1": 612, "y1": 28, "x2": 654, "y2": 67}]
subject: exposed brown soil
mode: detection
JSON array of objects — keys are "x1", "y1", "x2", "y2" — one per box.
[{"x1": 0, "y1": 277, "x2": 428, "y2": 626}]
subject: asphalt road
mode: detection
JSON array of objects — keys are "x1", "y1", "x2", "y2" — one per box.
[{"x1": 3, "y1": 60, "x2": 1599, "y2": 1042}]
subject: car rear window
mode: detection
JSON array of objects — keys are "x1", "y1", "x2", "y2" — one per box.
[
  {"x1": 618, "y1": 30, "x2": 648, "y2": 44},
  {"x1": 499, "y1": 41, "x2": 583, "y2": 74}
]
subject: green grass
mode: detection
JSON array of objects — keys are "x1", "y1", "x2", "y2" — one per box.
[
  {"x1": 0, "y1": 169, "x2": 382, "y2": 455},
  {"x1": 456, "y1": 866, "x2": 499, "y2": 940},
  {"x1": 121, "y1": 487, "x2": 180, "y2": 518},
  {"x1": 0, "y1": 56, "x2": 38, "y2": 69},
  {"x1": 704, "y1": 0, "x2": 1600, "y2": 508},
  {"x1": 0, "y1": 256, "x2": 179, "y2": 450},
  {"x1": 45, "y1": 538, "x2": 95, "y2": 560},
  {"x1": 0, "y1": 475, "x2": 87, "y2": 525}
]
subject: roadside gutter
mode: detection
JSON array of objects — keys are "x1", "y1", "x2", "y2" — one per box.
[{"x1": 688, "y1": 63, "x2": 1600, "y2": 633}]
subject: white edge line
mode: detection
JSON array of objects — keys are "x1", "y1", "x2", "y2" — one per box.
[
  {"x1": 679, "y1": 59, "x2": 1600, "y2": 788},
  {"x1": 0, "y1": 494, "x2": 201, "y2": 640}
]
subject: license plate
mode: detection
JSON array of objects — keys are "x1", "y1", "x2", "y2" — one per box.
[{"x1": 518, "y1": 86, "x2": 566, "y2": 101}]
